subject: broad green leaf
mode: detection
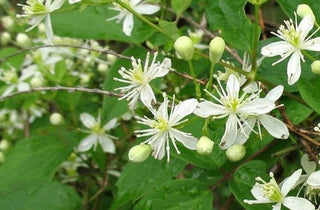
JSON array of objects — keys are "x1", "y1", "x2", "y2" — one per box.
[
  {"x1": 276, "y1": 0, "x2": 320, "y2": 20},
  {"x1": 52, "y1": 5, "x2": 155, "y2": 44},
  {"x1": 0, "y1": 181, "x2": 81, "y2": 210},
  {"x1": 205, "y1": 0, "x2": 253, "y2": 51},
  {"x1": 0, "y1": 133, "x2": 76, "y2": 191},
  {"x1": 283, "y1": 97, "x2": 312, "y2": 124},
  {"x1": 229, "y1": 161, "x2": 269, "y2": 210},
  {"x1": 159, "y1": 20, "x2": 181, "y2": 41},
  {"x1": 0, "y1": 47, "x2": 25, "y2": 69},
  {"x1": 172, "y1": 0, "x2": 192, "y2": 16},
  {"x1": 298, "y1": 77, "x2": 320, "y2": 114},
  {"x1": 134, "y1": 179, "x2": 212, "y2": 210},
  {"x1": 111, "y1": 157, "x2": 186, "y2": 209}
]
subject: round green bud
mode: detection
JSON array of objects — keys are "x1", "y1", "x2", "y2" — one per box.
[
  {"x1": 0, "y1": 151, "x2": 5, "y2": 163},
  {"x1": 174, "y1": 36, "x2": 194, "y2": 61},
  {"x1": 1, "y1": 16, "x2": 14, "y2": 31},
  {"x1": 30, "y1": 77, "x2": 44, "y2": 87},
  {"x1": 107, "y1": 54, "x2": 117, "y2": 64},
  {"x1": 209, "y1": 37, "x2": 225, "y2": 64},
  {"x1": 16, "y1": 33, "x2": 31, "y2": 48},
  {"x1": 297, "y1": 4, "x2": 315, "y2": 19},
  {"x1": 196, "y1": 136, "x2": 214, "y2": 155},
  {"x1": 97, "y1": 63, "x2": 109, "y2": 74},
  {"x1": 226, "y1": 145, "x2": 246, "y2": 162},
  {"x1": 0, "y1": 139, "x2": 9, "y2": 151},
  {"x1": 50, "y1": 112, "x2": 64, "y2": 126},
  {"x1": 1, "y1": 32, "x2": 11, "y2": 46},
  {"x1": 311, "y1": 60, "x2": 320, "y2": 74},
  {"x1": 128, "y1": 144, "x2": 152, "y2": 163}
]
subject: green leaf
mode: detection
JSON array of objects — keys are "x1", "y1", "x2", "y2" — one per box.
[
  {"x1": 276, "y1": 0, "x2": 320, "y2": 20},
  {"x1": 52, "y1": 5, "x2": 155, "y2": 44},
  {"x1": 159, "y1": 20, "x2": 181, "y2": 41},
  {"x1": 172, "y1": 0, "x2": 192, "y2": 16},
  {"x1": 229, "y1": 160, "x2": 270, "y2": 210},
  {"x1": 0, "y1": 181, "x2": 81, "y2": 210},
  {"x1": 134, "y1": 179, "x2": 212, "y2": 210},
  {"x1": 111, "y1": 157, "x2": 186, "y2": 209},
  {"x1": 0, "y1": 47, "x2": 25, "y2": 69},
  {"x1": 205, "y1": 0, "x2": 253, "y2": 51},
  {"x1": 283, "y1": 97, "x2": 312, "y2": 124},
  {"x1": 298, "y1": 77, "x2": 320, "y2": 114}
]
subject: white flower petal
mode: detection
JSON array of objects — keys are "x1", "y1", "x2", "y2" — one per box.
[
  {"x1": 78, "y1": 134, "x2": 96, "y2": 152},
  {"x1": 306, "y1": 170, "x2": 320, "y2": 187},
  {"x1": 150, "y1": 132, "x2": 167, "y2": 160},
  {"x1": 258, "y1": 115, "x2": 289, "y2": 139},
  {"x1": 45, "y1": 15, "x2": 54, "y2": 44},
  {"x1": 2, "y1": 85, "x2": 15, "y2": 96},
  {"x1": 234, "y1": 118, "x2": 256, "y2": 145},
  {"x1": 170, "y1": 98, "x2": 198, "y2": 125},
  {"x1": 140, "y1": 84, "x2": 156, "y2": 108},
  {"x1": 103, "y1": 118, "x2": 118, "y2": 131},
  {"x1": 135, "y1": 4, "x2": 160, "y2": 15},
  {"x1": 219, "y1": 114, "x2": 238, "y2": 149},
  {"x1": 123, "y1": 13, "x2": 134, "y2": 36},
  {"x1": 301, "y1": 154, "x2": 316, "y2": 174},
  {"x1": 17, "y1": 82, "x2": 30, "y2": 91},
  {"x1": 194, "y1": 101, "x2": 228, "y2": 117},
  {"x1": 239, "y1": 99, "x2": 274, "y2": 115},
  {"x1": 98, "y1": 135, "x2": 116, "y2": 153},
  {"x1": 80, "y1": 113, "x2": 96, "y2": 128},
  {"x1": 265, "y1": 85, "x2": 284, "y2": 102},
  {"x1": 68, "y1": 0, "x2": 81, "y2": 4},
  {"x1": 170, "y1": 128, "x2": 197, "y2": 150},
  {"x1": 261, "y1": 41, "x2": 294, "y2": 57},
  {"x1": 298, "y1": 15, "x2": 315, "y2": 41},
  {"x1": 287, "y1": 52, "x2": 301, "y2": 85},
  {"x1": 251, "y1": 183, "x2": 273, "y2": 202},
  {"x1": 304, "y1": 37, "x2": 320, "y2": 51},
  {"x1": 280, "y1": 169, "x2": 302, "y2": 196},
  {"x1": 283, "y1": 196, "x2": 315, "y2": 210},
  {"x1": 272, "y1": 203, "x2": 282, "y2": 210},
  {"x1": 226, "y1": 74, "x2": 240, "y2": 99},
  {"x1": 50, "y1": 0, "x2": 65, "y2": 11}
]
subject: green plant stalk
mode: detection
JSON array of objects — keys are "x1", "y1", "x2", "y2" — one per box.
[
  {"x1": 115, "y1": 0, "x2": 166, "y2": 35},
  {"x1": 302, "y1": 50, "x2": 317, "y2": 61},
  {"x1": 187, "y1": 60, "x2": 201, "y2": 99},
  {"x1": 202, "y1": 118, "x2": 209, "y2": 136},
  {"x1": 205, "y1": 63, "x2": 215, "y2": 91},
  {"x1": 249, "y1": 5, "x2": 260, "y2": 79}
]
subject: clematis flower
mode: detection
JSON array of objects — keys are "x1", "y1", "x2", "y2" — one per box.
[
  {"x1": 135, "y1": 94, "x2": 198, "y2": 162},
  {"x1": 261, "y1": 14, "x2": 320, "y2": 85},
  {"x1": 114, "y1": 52, "x2": 171, "y2": 110},
  {"x1": 17, "y1": 0, "x2": 65, "y2": 43},
  {"x1": 0, "y1": 66, "x2": 30, "y2": 96},
  {"x1": 108, "y1": 0, "x2": 160, "y2": 36},
  {"x1": 78, "y1": 113, "x2": 118, "y2": 153},
  {"x1": 244, "y1": 169, "x2": 315, "y2": 210},
  {"x1": 194, "y1": 74, "x2": 275, "y2": 149}
]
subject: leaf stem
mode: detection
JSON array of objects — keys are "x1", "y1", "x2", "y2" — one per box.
[
  {"x1": 205, "y1": 63, "x2": 215, "y2": 91},
  {"x1": 187, "y1": 60, "x2": 201, "y2": 99}
]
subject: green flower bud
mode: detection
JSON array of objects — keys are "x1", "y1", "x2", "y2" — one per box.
[
  {"x1": 107, "y1": 54, "x2": 117, "y2": 64},
  {"x1": 1, "y1": 32, "x2": 11, "y2": 46},
  {"x1": 0, "y1": 151, "x2": 5, "y2": 163},
  {"x1": 97, "y1": 63, "x2": 109, "y2": 74},
  {"x1": 50, "y1": 112, "x2": 64, "y2": 126},
  {"x1": 226, "y1": 145, "x2": 246, "y2": 162},
  {"x1": 128, "y1": 144, "x2": 152, "y2": 163},
  {"x1": 209, "y1": 37, "x2": 225, "y2": 64},
  {"x1": 297, "y1": 4, "x2": 315, "y2": 19},
  {"x1": 174, "y1": 36, "x2": 194, "y2": 61},
  {"x1": 16, "y1": 33, "x2": 32, "y2": 48},
  {"x1": 311, "y1": 60, "x2": 320, "y2": 74},
  {"x1": 247, "y1": 0, "x2": 268, "y2": 6},
  {"x1": 1, "y1": 16, "x2": 14, "y2": 31},
  {"x1": 30, "y1": 77, "x2": 44, "y2": 87},
  {"x1": 196, "y1": 136, "x2": 214, "y2": 155},
  {"x1": 0, "y1": 139, "x2": 10, "y2": 151}
]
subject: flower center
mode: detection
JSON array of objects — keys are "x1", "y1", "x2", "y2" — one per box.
[
  {"x1": 221, "y1": 97, "x2": 239, "y2": 112},
  {"x1": 132, "y1": 64, "x2": 146, "y2": 84},
  {"x1": 1, "y1": 70, "x2": 18, "y2": 84},
  {"x1": 91, "y1": 124, "x2": 104, "y2": 135},
  {"x1": 256, "y1": 175, "x2": 283, "y2": 203},
  {"x1": 152, "y1": 117, "x2": 169, "y2": 131},
  {"x1": 305, "y1": 185, "x2": 320, "y2": 204},
  {"x1": 278, "y1": 20, "x2": 300, "y2": 48},
  {"x1": 22, "y1": 0, "x2": 48, "y2": 16}
]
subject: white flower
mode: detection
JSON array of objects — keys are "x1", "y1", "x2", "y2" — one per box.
[
  {"x1": 17, "y1": 0, "x2": 65, "y2": 43},
  {"x1": 135, "y1": 94, "x2": 198, "y2": 162},
  {"x1": 235, "y1": 85, "x2": 289, "y2": 145},
  {"x1": 244, "y1": 169, "x2": 315, "y2": 210},
  {"x1": 78, "y1": 113, "x2": 118, "y2": 153},
  {"x1": 108, "y1": 0, "x2": 160, "y2": 36},
  {"x1": 194, "y1": 74, "x2": 275, "y2": 149},
  {"x1": 68, "y1": 0, "x2": 81, "y2": 4},
  {"x1": 0, "y1": 67, "x2": 30, "y2": 96},
  {"x1": 261, "y1": 14, "x2": 320, "y2": 85},
  {"x1": 114, "y1": 52, "x2": 171, "y2": 109}
]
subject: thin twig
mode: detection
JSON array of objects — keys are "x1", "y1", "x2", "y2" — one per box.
[{"x1": 0, "y1": 86, "x2": 122, "y2": 101}]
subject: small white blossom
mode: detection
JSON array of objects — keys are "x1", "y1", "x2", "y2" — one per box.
[
  {"x1": 108, "y1": 0, "x2": 160, "y2": 36},
  {"x1": 261, "y1": 14, "x2": 320, "y2": 85},
  {"x1": 244, "y1": 169, "x2": 315, "y2": 210},
  {"x1": 194, "y1": 74, "x2": 275, "y2": 149},
  {"x1": 0, "y1": 67, "x2": 30, "y2": 96},
  {"x1": 135, "y1": 94, "x2": 198, "y2": 162},
  {"x1": 17, "y1": 0, "x2": 65, "y2": 43},
  {"x1": 78, "y1": 113, "x2": 118, "y2": 153},
  {"x1": 114, "y1": 52, "x2": 171, "y2": 109}
]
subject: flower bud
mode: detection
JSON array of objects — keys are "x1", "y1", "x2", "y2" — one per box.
[
  {"x1": 0, "y1": 151, "x2": 5, "y2": 163},
  {"x1": 1, "y1": 32, "x2": 11, "y2": 46},
  {"x1": 311, "y1": 60, "x2": 320, "y2": 74},
  {"x1": 50, "y1": 112, "x2": 64, "y2": 125},
  {"x1": 80, "y1": 74, "x2": 91, "y2": 84},
  {"x1": 107, "y1": 54, "x2": 117, "y2": 64},
  {"x1": 209, "y1": 37, "x2": 225, "y2": 64},
  {"x1": 128, "y1": 144, "x2": 152, "y2": 163},
  {"x1": 174, "y1": 36, "x2": 194, "y2": 61},
  {"x1": 226, "y1": 145, "x2": 246, "y2": 162},
  {"x1": 297, "y1": 4, "x2": 315, "y2": 20},
  {"x1": 0, "y1": 139, "x2": 10, "y2": 151},
  {"x1": 97, "y1": 63, "x2": 109, "y2": 74},
  {"x1": 16, "y1": 33, "x2": 32, "y2": 48},
  {"x1": 1, "y1": 16, "x2": 14, "y2": 31},
  {"x1": 196, "y1": 136, "x2": 214, "y2": 155},
  {"x1": 38, "y1": 23, "x2": 46, "y2": 34},
  {"x1": 30, "y1": 77, "x2": 44, "y2": 87}
]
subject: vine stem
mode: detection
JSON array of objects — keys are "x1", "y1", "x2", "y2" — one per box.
[{"x1": 187, "y1": 60, "x2": 201, "y2": 99}]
